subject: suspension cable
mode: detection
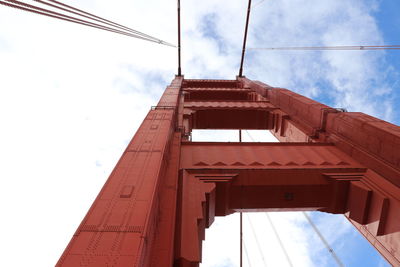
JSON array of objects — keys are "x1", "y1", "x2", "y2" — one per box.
[
  {"x1": 177, "y1": 0, "x2": 182, "y2": 75},
  {"x1": 44, "y1": 0, "x2": 162, "y2": 42},
  {"x1": 0, "y1": 0, "x2": 130, "y2": 37},
  {"x1": 240, "y1": 212, "x2": 243, "y2": 267},
  {"x1": 246, "y1": 214, "x2": 268, "y2": 267},
  {"x1": 245, "y1": 130, "x2": 255, "y2": 142},
  {"x1": 238, "y1": 0, "x2": 252, "y2": 77},
  {"x1": 252, "y1": 0, "x2": 265, "y2": 9},
  {"x1": 248, "y1": 45, "x2": 400, "y2": 51},
  {"x1": 1, "y1": 0, "x2": 155, "y2": 43},
  {"x1": 239, "y1": 130, "x2": 243, "y2": 267},
  {"x1": 0, "y1": 0, "x2": 176, "y2": 47},
  {"x1": 32, "y1": 0, "x2": 164, "y2": 43},
  {"x1": 302, "y1": 212, "x2": 345, "y2": 267},
  {"x1": 265, "y1": 213, "x2": 293, "y2": 267}
]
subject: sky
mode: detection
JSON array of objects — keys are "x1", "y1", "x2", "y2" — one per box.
[{"x1": 0, "y1": 0, "x2": 399, "y2": 266}]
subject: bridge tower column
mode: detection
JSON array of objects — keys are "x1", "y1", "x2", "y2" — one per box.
[{"x1": 57, "y1": 77, "x2": 400, "y2": 267}]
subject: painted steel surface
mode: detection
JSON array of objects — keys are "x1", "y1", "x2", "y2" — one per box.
[
  {"x1": 57, "y1": 77, "x2": 400, "y2": 267},
  {"x1": 184, "y1": 100, "x2": 273, "y2": 109},
  {"x1": 57, "y1": 77, "x2": 183, "y2": 266},
  {"x1": 180, "y1": 142, "x2": 363, "y2": 168}
]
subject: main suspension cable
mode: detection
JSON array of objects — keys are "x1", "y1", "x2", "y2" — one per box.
[
  {"x1": 238, "y1": 0, "x2": 252, "y2": 77},
  {"x1": 249, "y1": 45, "x2": 400, "y2": 51},
  {"x1": 32, "y1": 0, "x2": 164, "y2": 43},
  {"x1": 0, "y1": 0, "x2": 176, "y2": 47},
  {"x1": 1, "y1": 0, "x2": 154, "y2": 43},
  {"x1": 44, "y1": 0, "x2": 162, "y2": 42}
]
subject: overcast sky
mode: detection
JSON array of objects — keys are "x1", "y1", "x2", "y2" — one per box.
[{"x1": 0, "y1": 0, "x2": 399, "y2": 266}]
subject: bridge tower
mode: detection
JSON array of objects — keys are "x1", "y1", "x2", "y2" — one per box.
[{"x1": 57, "y1": 76, "x2": 400, "y2": 266}]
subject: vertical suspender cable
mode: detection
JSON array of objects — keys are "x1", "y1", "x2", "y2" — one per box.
[
  {"x1": 240, "y1": 212, "x2": 243, "y2": 267},
  {"x1": 302, "y1": 212, "x2": 345, "y2": 267},
  {"x1": 238, "y1": 0, "x2": 252, "y2": 77},
  {"x1": 239, "y1": 129, "x2": 243, "y2": 267},
  {"x1": 177, "y1": 0, "x2": 182, "y2": 76}
]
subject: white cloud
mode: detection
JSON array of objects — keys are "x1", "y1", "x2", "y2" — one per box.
[{"x1": 244, "y1": 0, "x2": 396, "y2": 120}]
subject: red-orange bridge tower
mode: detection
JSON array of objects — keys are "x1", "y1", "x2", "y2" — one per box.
[{"x1": 57, "y1": 77, "x2": 400, "y2": 266}]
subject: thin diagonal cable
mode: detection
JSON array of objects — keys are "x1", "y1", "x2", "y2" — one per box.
[
  {"x1": 265, "y1": 213, "x2": 293, "y2": 267},
  {"x1": 302, "y1": 212, "x2": 344, "y2": 267},
  {"x1": 245, "y1": 130, "x2": 255, "y2": 142},
  {"x1": 36, "y1": 0, "x2": 174, "y2": 46},
  {"x1": 246, "y1": 214, "x2": 268, "y2": 267},
  {"x1": 1, "y1": 0, "x2": 175, "y2": 47},
  {"x1": 252, "y1": 0, "x2": 265, "y2": 9},
  {"x1": 249, "y1": 45, "x2": 400, "y2": 51},
  {"x1": 243, "y1": 240, "x2": 252, "y2": 267}
]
